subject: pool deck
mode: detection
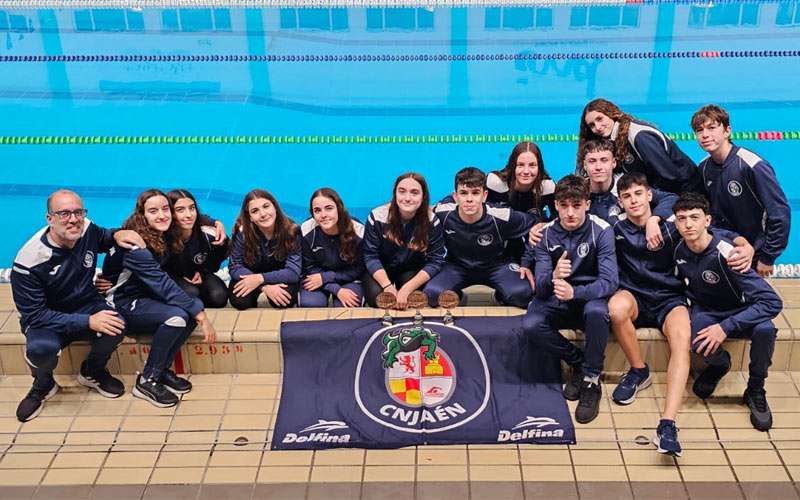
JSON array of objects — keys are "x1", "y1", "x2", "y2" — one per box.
[{"x1": 0, "y1": 280, "x2": 798, "y2": 499}]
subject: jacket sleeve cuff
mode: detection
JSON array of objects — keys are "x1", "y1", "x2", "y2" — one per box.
[{"x1": 321, "y1": 271, "x2": 337, "y2": 284}]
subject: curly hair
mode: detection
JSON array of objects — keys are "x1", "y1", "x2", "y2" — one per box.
[
  {"x1": 122, "y1": 188, "x2": 183, "y2": 256},
  {"x1": 233, "y1": 189, "x2": 298, "y2": 266},
  {"x1": 577, "y1": 98, "x2": 633, "y2": 171},
  {"x1": 310, "y1": 188, "x2": 359, "y2": 264},
  {"x1": 384, "y1": 172, "x2": 432, "y2": 252}
]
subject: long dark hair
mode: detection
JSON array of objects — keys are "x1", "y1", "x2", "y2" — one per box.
[
  {"x1": 234, "y1": 189, "x2": 298, "y2": 266},
  {"x1": 577, "y1": 98, "x2": 633, "y2": 171},
  {"x1": 310, "y1": 187, "x2": 358, "y2": 264},
  {"x1": 122, "y1": 188, "x2": 182, "y2": 256},
  {"x1": 497, "y1": 141, "x2": 551, "y2": 210},
  {"x1": 166, "y1": 188, "x2": 201, "y2": 240},
  {"x1": 385, "y1": 172, "x2": 432, "y2": 252}
]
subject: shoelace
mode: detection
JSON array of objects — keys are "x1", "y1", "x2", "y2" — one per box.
[
  {"x1": 578, "y1": 384, "x2": 600, "y2": 407},
  {"x1": 659, "y1": 423, "x2": 678, "y2": 441}
]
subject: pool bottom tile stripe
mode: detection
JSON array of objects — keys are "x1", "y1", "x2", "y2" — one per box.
[
  {"x1": 0, "y1": 131, "x2": 797, "y2": 145},
  {"x1": 1, "y1": 50, "x2": 798, "y2": 63}
]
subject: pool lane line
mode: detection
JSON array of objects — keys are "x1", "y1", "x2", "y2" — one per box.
[
  {"x1": 0, "y1": 131, "x2": 796, "y2": 145},
  {"x1": 0, "y1": 0, "x2": 787, "y2": 7},
  {"x1": 0, "y1": 50, "x2": 798, "y2": 63}
]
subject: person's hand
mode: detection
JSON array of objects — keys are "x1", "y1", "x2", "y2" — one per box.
[
  {"x1": 552, "y1": 251, "x2": 571, "y2": 280},
  {"x1": 645, "y1": 216, "x2": 663, "y2": 250},
  {"x1": 196, "y1": 312, "x2": 216, "y2": 344},
  {"x1": 519, "y1": 266, "x2": 535, "y2": 290},
  {"x1": 89, "y1": 310, "x2": 125, "y2": 336},
  {"x1": 211, "y1": 221, "x2": 227, "y2": 246},
  {"x1": 337, "y1": 288, "x2": 361, "y2": 308},
  {"x1": 394, "y1": 285, "x2": 411, "y2": 310},
  {"x1": 232, "y1": 274, "x2": 264, "y2": 297},
  {"x1": 692, "y1": 323, "x2": 727, "y2": 357},
  {"x1": 184, "y1": 272, "x2": 202, "y2": 285},
  {"x1": 114, "y1": 230, "x2": 146, "y2": 250},
  {"x1": 94, "y1": 275, "x2": 113, "y2": 293},
  {"x1": 756, "y1": 261, "x2": 774, "y2": 278},
  {"x1": 553, "y1": 279, "x2": 574, "y2": 301},
  {"x1": 302, "y1": 273, "x2": 323, "y2": 291},
  {"x1": 528, "y1": 222, "x2": 545, "y2": 247},
  {"x1": 263, "y1": 283, "x2": 292, "y2": 307},
  {"x1": 727, "y1": 244, "x2": 755, "y2": 273}
]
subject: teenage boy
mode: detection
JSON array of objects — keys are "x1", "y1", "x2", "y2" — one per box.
[
  {"x1": 521, "y1": 175, "x2": 618, "y2": 424},
  {"x1": 692, "y1": 105, "x2": 791, "y2": 277},
  {"x1": 424, "y1": 167, "x2": 534, "y2": 308},
  {"x1": 673, "y1": 192, "x2": 782, "y2": 431},
  {"x1": 11, "y1": 190, "x2": 144, "y2": 422},
  {"x1": 608, "y1": 173, "x2": 754, "y2": 455}
]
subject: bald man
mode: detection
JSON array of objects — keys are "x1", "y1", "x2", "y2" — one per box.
[{"x1": 11, "y1": 190, "x2": 144, "y2": 422}]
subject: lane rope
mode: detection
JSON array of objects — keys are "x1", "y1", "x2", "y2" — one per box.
[
  {"x1": 1, "y1": 50, "x2": 798, "y2": 63},
  {"x1": 0, "y1": 131, "x2": 797, "y2": 145}
]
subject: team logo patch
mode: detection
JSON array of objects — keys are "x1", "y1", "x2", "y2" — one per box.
[
  {"x1": 702, "y1": 270, "x2": 720, "y2": 284},
  {"x1": 577, "y1": 242, "x2": 590, "y2": 258},
  {"x1": 507, "y1": 263, "x2": 520, "y2": 272},
  {"x1": 727, "y1": 181, "x2": 743, "y2": 197},
  {"x1": 193, "y1": 252, "x2": 208, "y2": 265},
  {"x1": 608, "y1": 206, "x2": 621, "y2": 218},
  {"x1": 83, "y1": 251, "x2": 94, "y2": 268},
  {"x1": 624, "y1": 153, "x2": 635, "y2": 164},
  {"x1": 355, "y1": 322, "x2": 490, "y2": 433},
  {"x1": 477, "y1": 234, "x2": 493, "y2": 246}
]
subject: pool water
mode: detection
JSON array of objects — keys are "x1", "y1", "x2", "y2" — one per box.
[{"x1": 0, "y1": 3, "x2": 798, "y2": 265}]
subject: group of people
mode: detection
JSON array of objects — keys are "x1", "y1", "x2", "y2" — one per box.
[{"x1": 10, "y1": 99, "x2": 791, "y2": 458}]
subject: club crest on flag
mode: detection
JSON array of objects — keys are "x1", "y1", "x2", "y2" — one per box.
[{"x1": 355, "y1": 321, "x2": 490, "y2": 433}]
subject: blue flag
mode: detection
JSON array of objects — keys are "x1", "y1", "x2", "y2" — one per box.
[{"x1": 272, "y1": 316, "x2": 576, "y2": 449}]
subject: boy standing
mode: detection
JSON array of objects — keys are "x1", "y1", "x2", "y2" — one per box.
[{"x1": 692, "y1": 105, "x2": 791, "y2": 276}]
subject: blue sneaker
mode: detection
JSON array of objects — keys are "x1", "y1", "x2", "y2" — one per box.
[
  {"x1": 654, "y1": 419, "x2": 682, "y2": 457},
  {"x1": 612, "y1": 365, "x2": 652, "y2": 405}
]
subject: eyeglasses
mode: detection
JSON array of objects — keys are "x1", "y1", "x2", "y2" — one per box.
[{"x1": 48, "y1": 209, "x2": 88, "y2": 221}]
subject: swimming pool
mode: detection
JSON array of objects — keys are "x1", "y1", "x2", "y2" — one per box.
[{"x1": 0, "y1": 2, "x2": 798, "y2": 267}]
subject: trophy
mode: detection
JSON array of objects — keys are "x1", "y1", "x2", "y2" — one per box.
[
  {"x1": 376, "y1": 291, "x2": 396, "y2": 326},
  {"x1": 438, "y1": 290, "x2": 460, "y2": 326},
  {"x1": 407, "y1": 290, "x2": 428, "y2": 327}
]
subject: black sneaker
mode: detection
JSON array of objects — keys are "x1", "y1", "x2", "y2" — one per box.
[
  {"x1": 161, "y1": 370, "x2": 192, "y2": 395},
  {"x1": 16, "y1": 382, "x2": 59, "y2": 422},
  {"x1": 743, "y1": 388, "x2": 772, "y2": 431},
  {"x1": 77, "y1": 362, "x2": 124, "y2": 399},
  {"x1": 132, "y1": 374, "x2": 178, "y2": 408},
  {"x1": 654, "y1": 419, "x2": 682, "y2": 457},
  {"x1": 563, "y1": 365, "x2": 583, "y2": 401},
  {"x1": 692, "y1": 352, "x2": 731, "y2": 399},
  {"x1": 575, "y1": 380, "x2": 602, "y2": 424}
]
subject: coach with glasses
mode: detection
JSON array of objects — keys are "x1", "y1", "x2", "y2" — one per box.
[{"x1": 10, "y1": 190, "x2": 144, "y2": 422}]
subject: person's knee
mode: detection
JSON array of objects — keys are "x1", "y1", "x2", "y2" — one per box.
[
  {"x1": 607, "y1": 295, "x2": 632, "y2": 324},
  {"x1": 495, "y1": 283, "x2": 532, "y2": 309},
  {"x1": 204, "y1": 288, "x2": 229, "y2": 309},
  {"x1": 163, "y1": 309, "x2": 190, "y2": 329},
  {"x1": 423, "y1": 282, "x2": 445, "y2": 307},
  {"x1": 26, "y1": 336, "x2": 61, "y2": 364},
  {"x1": 752, "y1": 322, "x2": 777, "y2": 341},
  {"x1": 522, "y1": 311, "x2": 546, "y2": 336},
  {"x1": 298, "y1": 292, "x2": 327, "y2": 308}
]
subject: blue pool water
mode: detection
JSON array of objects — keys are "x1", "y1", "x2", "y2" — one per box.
[{"x1": 0, "y1": 3, "x2": 798, "y2": 266}]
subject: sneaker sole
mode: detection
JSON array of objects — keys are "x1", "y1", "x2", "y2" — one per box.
[
  {"x1": 612, "y1": 375, "x2": 653, "y2": 406},
  {"x1": 132, "y1": 385, "x2": 177, "y2": 408},
  {"x1": 653, "y1": 435, "x2": 682, "y2": 457},
  {"x1": 163, "y1": 384, "x2": 191, "y2": 396},
  {"x1": 77, "y1": 373, "x2": 124, "y2": 399},
  {"x1": 19, "y1": 384, "x2": 60, "y2": 422}
]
